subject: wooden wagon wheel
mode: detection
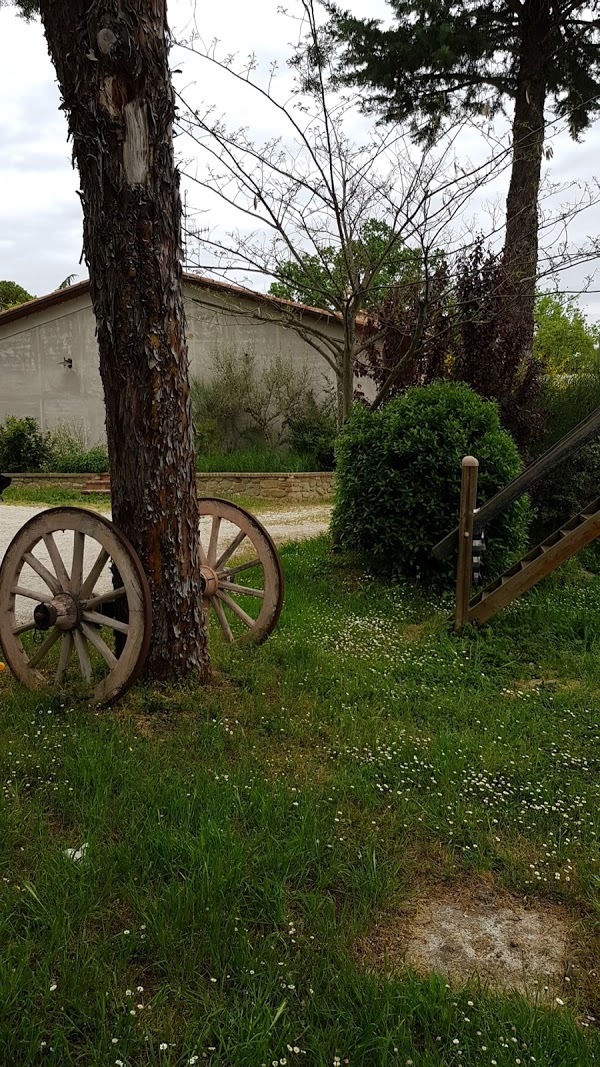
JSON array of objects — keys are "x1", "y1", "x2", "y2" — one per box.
[
  {"x1": 0, "y1": 507, "x2": 151, "y2": 706},
  {"x1": 198, "y1": 497, "x2": 283, "y2": 644}
]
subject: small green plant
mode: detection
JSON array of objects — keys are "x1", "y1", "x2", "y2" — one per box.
[
  {"x1": 286, "y1": 396, "x2": 337, "y2": 471},
  {"x1": 333, "y1": 382, "x2": 529, "y2": 584},
  {"x1": 195, "y1": 446, "x2": 315, "y2": 473},
  {"x1": 0, "y1": 416, "x2": 48, "y2": 472},
  {"x1": 191, "y1": 348, "x2": 336, "y2": 462},
  {"x1": 44, "y1": 421, "x2": 108, "y2": 473}
]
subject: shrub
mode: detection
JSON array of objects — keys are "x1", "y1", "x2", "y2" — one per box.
[
  {"x1": 191, "y1": 348, "x2": 337, "y2": 463},
  {"x1": 531, "y1": 442, "x2": 600, "y2": 544},
  {"x1": 286, "y1": 397, "x2": 337, "y2": 471},
  {"x1": 0, "y1": 416, "x2": 48, "y2": 472},
  {"x1": 45, "y1": 422, "x2": 108, "y2": 473},
  {"x1": 332, "y1": 382, "x2": 529, "y2": 585},
  {"x1": 195, "y1": 446, "x2": 314, "y2": 473},
  {"x1": 528, "y1": 366, "x2": 600, "y2": 542}
]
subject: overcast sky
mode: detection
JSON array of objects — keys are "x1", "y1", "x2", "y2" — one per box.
[{"x1": 1, "y1": 0, "x2": 599, "y2": 318}]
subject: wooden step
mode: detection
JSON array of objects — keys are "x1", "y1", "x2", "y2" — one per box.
[
  {"x1": 467, "y1": 499, "x2": 600, "y2": 625},
  {"x1": 84, "y1": 475, "x2": 111, "y2": 494}
]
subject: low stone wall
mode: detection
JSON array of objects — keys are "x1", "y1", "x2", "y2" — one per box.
[
  {"x1": 195, "y1": 472, "x2": 334, "y2": 502},
  {"x1": 8, "y1": 471, "x2": 336, "y2": 503}
]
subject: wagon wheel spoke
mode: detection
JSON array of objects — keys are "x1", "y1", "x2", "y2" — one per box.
[
  {"x1": 22, "y1": 552, "x2": 61, "y2": 595},
  {"x1": 43, "y1": 533, "x2": 72, "y2": 591},
  {"x1": 207, "y1": 515, "x2": 221, "y2": 566},
  {"x1": 82, "y1": 610, "x2": 129, "y2": 634},
  {"x1": 211, "y1": 596, "x2": 235, "y2": 642},
  {"x1": 215, "y1": 529, "x2": 246, "y2": 571},
  {"x1": 219, "y1": 557, "x2": 261, "y2": 578},
  {"x1": 217, "y1": 590, "x2": 256, "y2": 629},
  {"x1": 73, "y1": 629, "x2": 93, "y2": 682},
  {"x1": 71, "y1": 531, "x2": 85, "y2": 593},
  {"x1": 198, "y1": 534, "x2": 209, "y2": 567},
  {"x1": 83, "y1": 587, "x2": 127, "y2": 610},
  {"x1": 11, "y1": 584, "x2": 53, "y2": 603},
  {"x1": 55, "y1": 633, "x2": 73, "y2": 685},
  {"x1": 12, "y1": 621, "x2": 36, "y2": 636},
  {"x1": 80, "y1": 547, "x2": 109, "y2": 598},
  {"x1": 220, "y1": 581, "x2": 264, "y2": 598},
  {"x1": 27, "y1": 628, "x2": 61, "y2": 669},
  {"x1": 81, "y1": 622, "x2": 118, "y2": 669}
]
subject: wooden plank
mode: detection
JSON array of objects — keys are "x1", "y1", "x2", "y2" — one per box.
[
  {"x1": 468, "y1": 507, "x2": 600, "y2": 625},
  {"x1": 433, "y1": 406, "x2": 600, "y2": 561},
  {"x1": 454, "y1": 457, "x2": 479, "y2": 630}
]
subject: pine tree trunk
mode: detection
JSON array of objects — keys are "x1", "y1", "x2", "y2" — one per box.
[
  {"x1": 503, "y1": 33, "x2": 547, "y2": 352},
  {"x1": 38, "y1": 0, "x2": 209, "y2": 682}
]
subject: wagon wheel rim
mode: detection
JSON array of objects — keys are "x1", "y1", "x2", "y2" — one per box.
[
  {"x1": 0, "y1": 507, "x2": 152, "y2": 706},
  {"x1": 198, "y1": 497, "x2": 283, "y2": 645}
]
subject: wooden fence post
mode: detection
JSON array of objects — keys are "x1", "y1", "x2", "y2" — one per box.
[{"x1": 454, "y1": 456, "x2": 479, "y2": 630}]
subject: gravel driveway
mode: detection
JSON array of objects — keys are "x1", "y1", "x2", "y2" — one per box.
[{"x1": 0, "y1": 502, "x2": 332, "y2": 624}]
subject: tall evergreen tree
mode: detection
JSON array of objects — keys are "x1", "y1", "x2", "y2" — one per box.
[
  {"x1": 326, "y1": 0, "x2": 600, "y2": 349},
  {"x1": 6, "y1": 0, "x2": 209, "y2": 683}
]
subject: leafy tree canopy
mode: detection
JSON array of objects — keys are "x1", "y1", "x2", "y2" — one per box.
[
  {"x1": 327, "y1": 0, "x2": 600, "y2": 140},
  {"x1": 0, "y1": 280, "x2": 35, "y2": 312},
  {"x1": 534, "y1": 293, "x2": 600, "y2": 377},
  {"x1": 268, "y1": 219, "x2": 421, "y2": 311}
]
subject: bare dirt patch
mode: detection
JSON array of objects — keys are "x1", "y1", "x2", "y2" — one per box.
[{"x1": 356, "y1": 878, "x2": 576, "y2": 997}]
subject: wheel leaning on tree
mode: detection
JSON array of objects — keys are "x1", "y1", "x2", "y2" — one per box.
[{"x1": 0, "y1": 497, "x2": 284, "y2": 705}]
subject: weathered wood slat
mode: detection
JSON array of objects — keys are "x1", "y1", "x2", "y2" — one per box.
[{"x1": 468, "y1": 499, "x2": 600, "y2": 625}]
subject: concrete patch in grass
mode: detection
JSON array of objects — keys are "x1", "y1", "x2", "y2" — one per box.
[{"x1": 357, "y1": 879, "x2": 576, "y2": 998}]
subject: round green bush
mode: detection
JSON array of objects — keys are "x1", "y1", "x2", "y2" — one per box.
[{"x1": 332, "y1": 382, "x2": 529, "y2": 585}]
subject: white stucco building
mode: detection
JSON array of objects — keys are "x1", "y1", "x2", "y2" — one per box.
[{"x1": 0, "y1": 274, "x2": 362, "y2": 443}]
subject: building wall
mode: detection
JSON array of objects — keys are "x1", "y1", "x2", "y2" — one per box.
[{"x1": 0, "y1": 282, "x2": 371, "y2": 443}]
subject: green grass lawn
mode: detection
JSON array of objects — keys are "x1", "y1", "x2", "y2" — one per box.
[{"x1": 0, "y1": 537, "x2": 598, "y2": 1065}]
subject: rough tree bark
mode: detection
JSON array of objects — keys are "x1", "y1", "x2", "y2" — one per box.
[
  {"x1": 38, "y1": 0, "x2": 209, "y2": 682},
  {"x1": 503, "y1": 11, "x2": 548, "y2": 352}
]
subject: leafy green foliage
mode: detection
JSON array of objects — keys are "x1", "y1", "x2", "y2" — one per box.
[
  {"x1": 0, "y1": 280, "x2": 34, "y2": 312},
  {"x1": 333, "y1": 382, "x2": 529, "y2": 584},
  {"x1": 44, "y1": 421, "x2": 108, "y2": 473},
  {"x1": 269, "y1": 219, "x2": 420, "y2": 311},
  {"x1": 329, "y1": 1, "x2": 600, "y2": 141},
  {"x1": 534, "y1": 293, "x2": 600, "y2": 377},
  {"x1": 532, "y1": 441, "x2": 600, "y2": 544},
  {"x1": 530, "y1": 362, "x2": 600, "y2": 541},
  {"x1": 286, "y1": 397, "x2": 337, "y2": 470},
  {"x1": 0, "y1": 416, "x2": 48, "y2": 472},
  {"x1": 191, "y1": 349, "x2": 336, "y2": 461},
  {"x1": 0, "y1": 418, "x2": 108, "y2": 474},
  {"x1": 195, "y1": 446, "x2": 318, "y2": 473}
]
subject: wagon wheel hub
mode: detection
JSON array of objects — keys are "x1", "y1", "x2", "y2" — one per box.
[
  {"x1": 199, "y1": 564, "x2": 220, "y2": 599},
  {"x1": 34, "y1": 592, "x2": 82, "y2": 633}
]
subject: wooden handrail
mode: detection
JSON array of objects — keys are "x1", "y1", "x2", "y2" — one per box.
[{"x1": 432, "y1": 405, "x2": 600, "y2": 561}]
